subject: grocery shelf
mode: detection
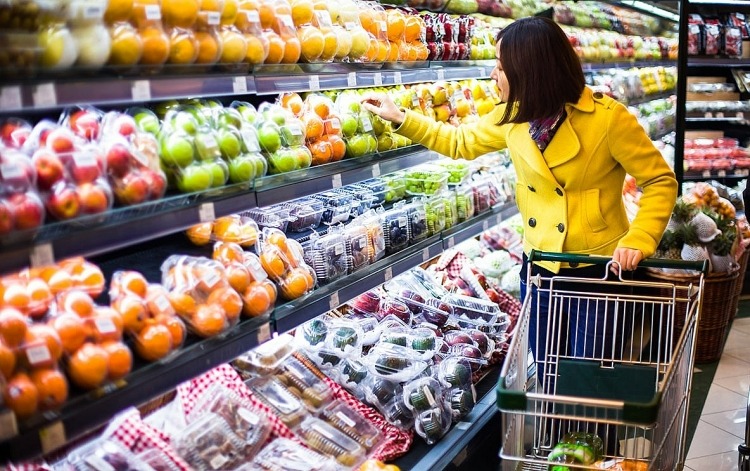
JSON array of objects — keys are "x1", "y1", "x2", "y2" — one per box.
[
  {"x1": 684, "y1": 119, "x2": 750, "y2": 132},
  {"x1": 442, "y1": 203, "x2": 520, "y2": 251},
  {"x1": 0, "y1": 314, "x2": 272, "y2": 463},
  {"x1": 687, "y1": 58, "x2": 750, "y2": 69},
  {"x1": 581, "y1": 59, "x2": 677, "y2": 72},
  {"x1": 626, "y1": 90, "x2": 676, "y2": 107},
  {"x1": 683, "y1": 171, "x2": 749, "y2": 181}
]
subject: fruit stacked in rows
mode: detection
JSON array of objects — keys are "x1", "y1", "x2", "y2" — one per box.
[
  {"x1": 110, "y1": 270, "x2": 186, "y2": 361},
  {"x1": 186, "y1": 214, "x2": 260, "y2": 248},
  {"x1": 212, "y1": 241, "x2": 278, "y2": 317},
  {"x1": 334, "y1": 92, "x2": 378, "y2": 159},
  {"x1": 241, "y1": 102, "x2": 311, "y2": 175},
  {"x1": 258, "y1": 229, "x2": 316, "y2": 300},
  {"x1": 278, "y1": 93, "x2": 345, "y2": 166},
  {"x1": 161, "y1": 255, "x2": 242, "y2": 337},
  {"x1": 0, "y1": 142, "x2": 45, "y2": 235}
]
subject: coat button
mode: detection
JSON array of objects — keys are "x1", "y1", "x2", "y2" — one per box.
[
  {"x1": 555, "y1": 188, "x2": 563, "y2": 196},
  {"x1": 570, "y1": 262, "x2": 579, "y2": 268},
  {"x1": 528, "y1": 218, "x2": 536, "y2": 227},
  {"x1": 557, "y1": 223, "x2": 565, "y2": 232},
  {"x1": 527, "y1": 185, "x2": 536, "y2": 192},
  {"x1": 593, "y1": 92, "x2": 603, "y2": 99}
]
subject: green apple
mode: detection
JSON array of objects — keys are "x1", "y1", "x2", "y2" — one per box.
[
  {"x1": 377, "y1": 132, "x2": 395, "y2": 152},
  {"x1": 371, "y1": 115, "x2": 386, "y2": 136},
  {"x1": 280, "y1": 122, "x2": 305, "y2": 147},
  {"x1": 177, "y1": 164, "x2": 212, "y2": 193},
  {"x1": 269, "y1": 149, "x2": 298, "y2": 174},
  {"x1": 235, "y1": 103, "x2": 258, "y2": 124},
  {"x1": 346, "y1": 134, "x2": 369, "y2": 158},
  {"x1": 217, "y1": 108, "x2": 243, "y2": 130},
  {"x1": 171, "y1": 111, "x2": 199, "y2": 135},
  {"x1": 263, "y1": 109, "x2": 287, "y2": 126},
  {"x1": 160, "y1": 134, "x2": 195, "y2": 168},
  {"x1": 365, "y1": 134, "x2": 377, "y2": 154},
  {"x1": 257, "y1": 123, "x2": 281, "y2": 153},
  {"x1": 340, "y1": 115, "x2": 358, "y2": 138},
  {"x1": 154, "y1": 100, "x2": 180, "y2": 119},
  {"x1": 228, "y1": 155, "x2": 256, "y2": 183},
  {"x1": 295, "y1": 146, "x2": 312, "y2": 169},
  {"x1": 133, "y1": 111, "x2": 160, "y2": 135},
  {"x1": 251, "y1": 154, "x2": 268, "y2": 178},
  {"x1": 204, "y1": 160, "x2": 228, "y2": 188},
  {"x1": 217, "y1": 128, "x2": 242, "y2": 159},
  {"x1": 194, "y1": 130, "x2": 221, "y2": 161},
  {"x1": 347, "y1": 101, "x2": 361, "y2": 114}
]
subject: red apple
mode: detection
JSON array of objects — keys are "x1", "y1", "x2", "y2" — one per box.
[
  {"x1": 1, "y1": 150, "x2": 35, "y2": 193},
  {"x1": 8, "y1": 192, "x2": 44, "y2": 230},
  {"x1": 32, "y1": 149, "x2": 65, "y2": 192},
  {"x1": 1, "y1": 120, "x2": 31, "y2": 149},
  {"x1": 69, "y1": 152, "x2": 100, "y2": 184},
  {"x1": 112, "y1": 114, "x2": 137, "y2": 138},
  {"x1": 105, "y1": 143, "x2": 132, "y2": 178},
  {"x1": 0, "y1": 200, "x2": 14, "y2": 234},
  {"x1": 46, "y1": 127, "x2": 76, "y2": 154},
  {"x1": 68, "y1": 109, "x2": 101, "y2": 141},
  {"x1": 114, "y1": 172, "x2": 149, "y2": 205},
  {"x1": 141, "y1": 169, "x2": 166, "y2": 200},
  {"x1": 46, "y1": 184, "x2": 80, "y2": 220},
  {"x1": 77, "y1": 182, "x2": 109, "y2": 214}
]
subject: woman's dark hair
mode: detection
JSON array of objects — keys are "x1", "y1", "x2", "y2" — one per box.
[{"x1": 495, "y1": 17, "x2": 584, "y2": 124}]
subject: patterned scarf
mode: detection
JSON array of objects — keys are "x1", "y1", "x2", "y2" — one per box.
[{"x1": 529, "y1": 108, "x2": 567, "y2": 152}]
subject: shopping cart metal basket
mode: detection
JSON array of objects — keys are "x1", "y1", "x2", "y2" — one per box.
[{"x1": 497, "y1": 251, "x2": 707, "y2": 471}]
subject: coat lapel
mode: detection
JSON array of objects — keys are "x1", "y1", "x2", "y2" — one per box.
[
  {"x1": 542, "y1": 117, "x2": 580, "y2": 168},
  {"x1": 508, "y1": 123, "x2": 559, "y2": 184}
]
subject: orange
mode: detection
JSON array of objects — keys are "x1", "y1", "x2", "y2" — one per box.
[
  {"x1": 101, "y1": 341, "x2": 133, "y2": 380},
  {"x1": 310, "y1": 99, "x2": 330, "y2": 120},
  {"x1": 0, "y1": 340, "x2": 16, "y2": 379},
  {"x1": 226, "y1": 263, "x2": 252, "y2": 292},
  {"x1": 30, "y1": 368, "x2": 68, "y2": 409},
  {"x1": 387, "y1": 41, "x2": 399, "y2": 62},
  {"x1": 304, "y1": 113, "x2": 324, "y2": 140},
  {"x1": 89, "y1": 308, "x2": 125, "y2": 343},
  {"x1": 167, "y1": 291, "x2": 198, "y2": 318},
  {"x1": 3, "y1": 283, "x2": 30, "y2": 310},
  {"x1": 414, "y1": 43, "x2": 428, "y2": 61},
  {"x1": 169, "y1": 30, "x2": 199, "y2": 64},
  {"x1": 298, "y1": 25, "x2": 323, "y2": 62},
  {"x1": 49, "y1": 313, "x2": 88, "y2": 354},
  {"x1": 3, "y1": 372, "x2": 38, "y2": 419},
  {"x1": 146, "y1": 285, "x2": 176, "y2": 317},
  {"x1": 260, "y1": 250, "x2": 286, "y2": 279},
  {"x1": 320, "y1": 30, "x2": 337, "y2": 61},
  {"x1": 68, "y1": 343, "x2": 108, "y2": 389},
  {"x1": 376, "y1": 40, "x2": 389, "y2": 62},
  {"x1": 213, "y1": 216, "x2": 242, "y2": 243},
  {"x1": 109, "y1": 24, "x2": 145, "y2": 66},
  {"x1": 258, "y1": 2, "x2": 276, "y2": 29},
  {"x1": 261, "y1": 279, "x2": 277, "y2": 303},
  {"x1": 291, "y1": 0, "x2": 314, "y2": 26},
  {"x1": 240, "y1": 223, "x2": 259, "y2": 248},
  {"x1": 309, "y1": 139, "x2": 332, "y2": 166},
  {"x1": 58, "y1": 257, "x2": 85, "y2": 274},
  {"x1": 163, "y1": 0, "x2": 199, "y2": 28},
  {"x1": 208, "y1": 286, "x2": 242, "y2": 323},
  {"x1": 105, "y1": 0, "x2": 134, "y2": 23},
  {"x1": 26, "y1": 278, "x2": 52, "y2": 305},
  {"x1": 23, "y1": 324, "x2": 63, "y2": 369},
  {"x1": 139, "y1": 26, "x2": 171, "y2": 65},
  {"x1": 194, "y1": 265, "x2": 228, "y2": 296},
  {"x1": 0, "y1": 307, "x2": 28, "y2": 348},
  {"x1": 113, "y1": 294, "x2": 148, "y2": 334},
  {"x1": 322, "y1": 134, "x2": 346, "y2": 161},
  {"x1": 186, "y1": 222, "x2": 213, "y2": 246},
  {"x1": 192, "y1": 304, "x2": 227, "y2": 337},
  {"x1": 159, "y1": 315, "x2": 186, "y2": 348},
  {"x1": 135, "y1": 324, "x2": 173, "y2": 361},
  {"x1": 281, "y1": 37, "x2": 301, "y2": 63},
  {"x1": 281, "y1": 93, "x2": 304, "y2": 115},
  {"x1": 241, "y1": 282, "x2": 272, "y2": 317},
  {"x1": 221, "y1": 0, "x2": 239, "y2": 24},
  {"x1": 74, "y1": 265, "x2": 105, "y2": 297},
  {"x1": 365, "y1": 36, "x2": 378, "y2": 62},
  {"x1": 386, "y1": 10, "x2": 405, "y2": 42},
  {"x1": 265, "y1": 229, "x2": 288, "y2": 250},
  {"x1": 117, "y1": 271, "x2": 149, "y2": 298},
  {"x1": 404, "y1": 16, "x2": 422, "y2": 43},
  {"x1": 195, "y1": 30, "x2": 221, "y2": 65},
  {"x1": 45, "y1": 269, "x2": 73, "y2": 294},
  {"x1": 244, "y1": 34, "x2": 268, "y2": 64},
  {"x1": 219, "y1": 28, "x2": 248, "y2": 63},
  {"x1": 59, "y1": 289, "x2": 95, "y2": 317},
  {"x1": 265, "y1": 31, "x2": 285, "y2": 64},
  {"x1": 279, "y1": 268, "x2": 310, "y2": 300},
  {"x1": 359, "y1": 11, "x2": 375, "y2": 35},
  {"x1": 213, "y1": 242, "x2": 245, "y2": 265}
]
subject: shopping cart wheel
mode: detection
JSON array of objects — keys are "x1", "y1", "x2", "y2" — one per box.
[{"x1": 739, "y1": 389, "x2": 750, "y2": 471}]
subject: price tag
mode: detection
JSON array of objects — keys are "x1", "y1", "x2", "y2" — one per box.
[
  {"x1": 393, "y1": 72, "x2": 402, "y2": 84},
  {"x1": 315, "y1": 10, "x2": 332, "y2": 28},
  {"x1": 94, "y1": 317, "x2": 116, "y2": 334},
  {"x1": 716, "y1": 112, "x2": 725, "y2": 119},
  {"x1": 384, "y1": 266, "x2": 393, "y2": 282},
  {"x1": 0, "y1": 162, "x2": 23, "y2": 180},
  {"x1": 241, "y1": 129, "x2": 260, "y2": 152},
  {"x1": 447, "y1": 237, "x2": 455, "y2": 248},
  {"x1": 30, "y1": 243, "x2": 54, "y2": 268},
  {"x1": 496, "y1": 214, "x2": 503, "y2": 226},
  {"x1": 456, "y1": 421, "x2": 471, "y2": 430},
  {"x1": 436, "y1": 69, "x2": 445, "y2": 81},
  {"x1": 83, "y1": 3, "x2": 104, "y2": 19},
  {"x1": 378, "y1": 21, "x2": 387, "y2": 35},
  {"x1": 0, "y1": 86, "x2": 22, "y2": 111},
  {"x1": 39, "y1": 421, "x2": 66, "y2": 454},
  {"x1": 422, "y1": 247, "x2": 430, "y2": 262},
  {"x1": 738, "y1": 112, "x2": 745, "y2": 120},
  {"x1": 718, "y1": 170, "x2": 727, "y2": 177},
  {"x1": 33, "y1": 83, "x2": 57, "y2": 108},
  {"x1": 257, "y1": 323, "x2": 271, "y2": 343},
  {"x1": 332, "y1": 173, "x2": 342, "y2": 188},
  {"x1": 145, "y1": 3, "x2": 161, "y2": 19},
  {"x1": 207, "y1": 11, "x2": 220, "y2": 25},
  {"x1": 372, "y1": 73, "x2": 382, "y2": 86},
  {"x1": 347, "y1": 72, "x2": 357, "y2": 88},
  {"x1": 309, "y1": 75, "x2": 320, "y2": 91},
  {"x1": 131, "y1": 80, "x2": 151, "y2": 101},
  {"x1": 278, "y1": 14, "x2": 295, "y2": 31},
  {"x1": 344, "y1": 21, "x2": 356, "y2": 31},
  {"x1": 233, "y1": 76, "x2": 248, "y2": 93},
  {"x1": 329, "y1": 291, "x2": 340, "y2": 310},
  {"x1": 0, "y1": 410, "x2": 18, "y2": 440},
  {"x1": 702, "y1": 170, "x2": 711, "y2": 178},
  {"x1": 482, "y1": 220, "x2": 490, "y2": 231},
  {"x1": 198, "y1": 202, "x2": 216, "y2": 222},
  {"x1": 372, "y1": 163, "x2": 381, "y2": 178},
  {"x1": 412, "y1": 93, "x2": 420, "y2": 108},
  {"x1": 73, "y1": 151, "x2": 97, "y2": 168}
]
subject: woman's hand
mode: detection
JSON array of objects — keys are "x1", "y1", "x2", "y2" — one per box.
[
  {"x1": 611, "y1": 247, "x2": 643, "y2": 274},
  {"x1": 361, "y1": 93, "x2": 405, "y2": 125}
]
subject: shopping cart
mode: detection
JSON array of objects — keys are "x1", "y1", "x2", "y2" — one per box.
[
  {"x1": 739, "y1": 389, "x2": 750, "y2": 471},
  {"x1": 496, "y1": 250, "x2": 707, "y2": 471}
]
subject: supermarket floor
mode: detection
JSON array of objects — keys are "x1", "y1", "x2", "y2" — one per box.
[{"x1": 684, "y1": 300, "x2": 750, "y2": 470}]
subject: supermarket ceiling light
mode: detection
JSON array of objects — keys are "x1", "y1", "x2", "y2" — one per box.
[{"x1": 619, "y1": 1, "x2": 679, "y2": 22}]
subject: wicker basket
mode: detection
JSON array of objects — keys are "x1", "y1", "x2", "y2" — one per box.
[{"x1": 645, "y1": 265, "x2": 739, "y2": 364}]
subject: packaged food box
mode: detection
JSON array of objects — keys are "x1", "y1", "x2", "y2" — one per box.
[
  {"x1": 320, "y1": 400, "x2": 382, "y2": 450},
  {"x1": 312, "y1": 190, "x2": 354, "y2": 225},
  {"x1": 245, "y1": 377, "x2": 309, "y2": 429},
  {"x1": 297, "y1": 417, "x2": 366, "y2": 468},
  {"x1": 173, "y1": 413, "x2": 247, "y2": 471},
  {"x1": 404, "y1": 165, "x2": 449, "y2": 196},
  {"x1": 276, "y1": 355, "x2": 333, "y2": 411},
  {"x1": 282, "y1": 197, "x2": 325, "y2": 233}
]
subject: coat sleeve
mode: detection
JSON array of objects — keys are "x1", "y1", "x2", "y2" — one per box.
[
  {"x1": 607, "y1": 102, "x2": 677, "y2": 258},
  {"x1": 394, "y1": 105, "x2": 509, "y2": 160}
]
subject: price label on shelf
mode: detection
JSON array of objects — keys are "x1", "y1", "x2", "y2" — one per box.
[
  {"x1": 329, "y1": 291, "x2": 340, "y2": 310},
  {"x1": 332, "y1": 173, "x2": 342, "y2": 188},
  {"x1": 718, "y1": 170, "x2": 727, "y2": 177},
  {"x1": 496, "y1": 214, "x2": 503, "y2": 226},
  {"x1": 422, "y1": 247, "x2": 430, "y2": 262},
  {"x1": 436, "y1": 69, "x2": 445, "y2": 81},
  {"x1": 39, "y1": 421, "x2": 66, "y2": 454},
  {"x1": 393, "y1": 72, "x2": 402, "y2": 84},
  {"x1": 309, "y1": 75, "x2": 320, "y2": 91},
  {"x1": 0, "y1": 409, "x2": 17, "y2": 441},
  {"x1": 384, "y1": 266, "x2": 393, "y2": 282},
  {"x1": 198, "y1": 202, "x2": 215, "y2": 223},
  {"x1": 0, "y1": 86, "x2": 22, "y2": 111},
  {"x1": 30, "y1": 243, "x2": 54, "y2": 268},
  {"x1": 373, "y1": 73, "x2": 382, "y2": 86},
  {"x1": 371, "y1": 163, "x2": 381, "y2": 178},
  {"x1": 702, "y1": 170, "x2": 711, "y2": 178},
  {"x1": 33, "y1": 83, "x2": 57, "y2": 108},
  {"x1": 347, "y1": 72, "x2": 357, "y2": 88},
  {"x1": 447, "y1": 237, "x2": 455, "y2": 248},
  {"x1": 233, "y1": 76, "x2": 248, "y2": 93},
  {"x1": 482, "y1": 220, "x2": 490, "y2": 232},
  {"x1": 131, "y1": 80, "x2": 151, "y2": 101},
  {"x1": 257, "y1": 323, "x2": 271, "y2": 343}
]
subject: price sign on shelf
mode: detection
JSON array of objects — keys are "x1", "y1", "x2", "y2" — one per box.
[
  {"x1": 422, "y1": 247, "x2": 431, "y2": 262},
  {"x1": 257, "y1": 323, "x2": 271, "y2": 343},
  {"x1": 198, "y1": 202, "x2": 215, "y2": 223},
  {"x1": 233, "y1": 76, "x2": 247, "y2": 93},
  {"x1": 39, "y1": 421, "x2": 66, "y2": 454},
  {"x1": 384, "y1": 266, "x2": 393, "y2": 282},
  {"x1": 131, "y1": 80, "x2": 151, "y2": 101},
  {"x1": 371, "y1": 163, "x2": 381, "y2": 178},
  {"x1": 0, "y1": 86, "x2": 22, "y2": 111},
  {"x1": 329, "y1": 291, "x2": 340, "y2": 310},
  {"x1": 0, "y1": 409, "x2": 17, "y2": 441},
  {"x1": 447, "y1": 237, "x2": 455, "y2": 248},
  {"x1": 393, "y1": 72, "x2": 402, "y2": 84},
  {"x1": 33, "y1": 83, "x2": 57, "y2": 108},
  {"x1": 436, "y1": 69, "x2": 445, "y2": 81},
  {"x1": 347, "y1": 72, "x2": 357, "y2": 87},
  {"x1": 30, "y1": 243, "x2": 54, "y2": 268},
  {"x1": 332, "y1": 173, "x2": 342, "y2": 188},
  {"x1": 482, "y1": 220, "x2": 490, "y2": 232},
  {"x1": 373, "y1": 73, "x2": 382, "y2": 86},
  {"x1": 309, "y1": 75, "x2": 320, "y2": 91}
]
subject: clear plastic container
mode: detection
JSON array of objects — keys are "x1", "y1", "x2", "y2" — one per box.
[
  {"x1": 305, "y1": 231, "x2": 349, "y2": 285},
  {"x1": 381, "y1": 207, "x2": 410, "y2": 255},
  {"x1": 435, "y1": 159, "x2": 472, "y2": 186},
  {"x1": 350, "y1": 178, "x2": 387, "y2": 205},
  {"x1": 312, "y1": 190, "x2": 354, "y2": 225},
  {"x1": 353, "y1": 209, "x2": 385, "y2": 263},
  {"x1": 282, "y1": 197, "x2": 325, "y2": 232},
  {"x1": 320, "y1": 400, "x2": 382, "y2": 450},
  {"x1": 444, "y1": 292, "x2": 501, "y2": 324},
  {"x1": 423, "y1": 195, "x2": 447, "y2": 236},
  {"x1": 382, "y1": 172, "x2": 406, "y2": 203},
  {"x1": 404, "y1": 165, "x2": 449, "y2": 196},
  {"x1": 245, "y1": 377, "x2": 308, "y2": 428},
  {"x1": 364, "y1": 342, "x2": 428, "y2": 383},
  {"x1": 297, "y1": 417, "x2": 366, "y2": 468},
  {"x1": 65, "y1": 438, "x2": 151, "y2": 471},
  {"x1": 349, "y1": 290, "x2": 381, "y2": 316},
  {"x1": 174, "y1": 413, "x2": 247, "y2": 471},
  {"x1": 251, "y1": 438, "x2": 339, "y2": 471},
  {"x1": 437, "y1": 355, "x2": 473, "y2": 389},
  {"x1": 414, "y1": 405, "x2": 452, "y2": 445},
  {"x1": 447, "y1": 386, "x2": 476, "y2": 421},
  {"x1": 136, "y1": 448, "x2": 182, "y2": 471},
  {"x1": 455, "y1": 184, "x2": 476, "y2": 222},
  {"x1": 242, "y1": 206, "x2": 292, "y2": 232},
  {"x1": 233, "y1": 333, "x2": 296, "y2": 375},
  {"x1": 295, "y1": 318, "x2": 329, "y2": 350},
  {"x1": 403, "y1": 377, "x2": 446, "y2": 413},
  {"x1": 471, "y1": 179, "x2": 493, "y2": 213},
  {"x1": 376, "y1": 297, "x2": 412, "y2": 324},
  {"x1": 277, "y1": 355, "x2": 333, "y2": 411},
  {"x1": 403, "y1": 200, "x2": 429, "y2": 243}
]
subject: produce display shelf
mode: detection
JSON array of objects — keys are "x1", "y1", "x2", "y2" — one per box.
[
  {"x1": 687, "y1": 58, "x2": 750, "y2": 69},
  {"x1": 684, "y1": 120, "x2": 750, "y2": 132},
  {"x1": 649, "y1": 125, "x2": 676, "y2": 141},
  {"x1": 0, "y1": 313, "x2": 272, "y2": 463},
  {"x1": 442, "y1": 203, "x2": 520, "y2": 251},
  {"x1": 626, "y1": 90, "x2": 676, "y2": 107},
  {"x1": 683, "y1": 172, "x2": 749, "y2": 181},
  {"x1": 581, "y1": 59, "x2": 677, "y2": 72}
]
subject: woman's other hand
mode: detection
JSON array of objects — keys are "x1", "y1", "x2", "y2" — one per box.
[
  {"x1": 361, "y1": 93, "x2": 405, "y2": 125},
  {"x1": 611, "y1": 247, "x2": 643, "y2": 274}
]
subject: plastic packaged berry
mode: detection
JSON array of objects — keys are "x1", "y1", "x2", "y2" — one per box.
[
  {"x1": 64, "y1": 438, "x2": 151, "y2": 471},
  {"x1": 245, "y1": 376, "x2": 309, "y2": 429},
  {"x1": 305, "y1": 231, "x2": 349, "y2": 285},
  {"x1": 402, "y1": 200, "x2": 428, "y2": 243},
  {"x1": 435, "y1": 159, "x2": 471, "y2": 186},
  {"x1": 422, "y1": 195, "x2": 446, "y2": 236},
  {"x1": 312, "y1": 190, "x2": 354, "y2": 225},
  {"x1": 276, "y1": 355, "x2": 333, "y2": 411},
  {"x1": 234, "y1": 333, "x2": 296, "y2": 376},
  {"x1": 187, "y1": 384, "x2": 271, "y2": 458},
  {"x1": 364, "y1": 342, "x2": 428, "y2": 383},
  {"x1": 350, "y1": 178, "x2": 387, "y2": 205},
  {"x1": 404, "y1": 164, "x2": 449, "y2": 196},
  {"x1": 382, "y1": 172, "x2": 406, "y2": 203},
  {"x1": 297, "y1": 416, "x2": 367, "y2": 468},
  {"x1": 414, "y1": 404, "x2": 452, "y2": 445},
  {"x1": 440, "y1": 190, "x2": 459, "y2": 229},
  {"x1": 381, "y1": 206, "x2": 410, "y2": 255},
  {"x1": 342, "y1": 223, "x2": 371, "y2": 273},
  {"x1": 471, "y1": 179, "x2": 493, "y2": 214},
  {"x1": 251, "y1": 437, "x2": 340, "y2": 471},
  {"x1": 281, "y1": 197, "x2": 325, "y2": 233},
  {"x1": 173, "y1": 412, "x2": 248, "y2": 471},
  {"x1": 454, "y1": 183, "x2": 476, "y2": 222},
  {"x1": 320, "y1": 400, "x2": 382, "y2": 451},
  {"x1": 352, "y1": 209, "x2": 385, "y2": 263},
  {"x1": 339, "y1": 187, "x2": 377, "y2": 217}
]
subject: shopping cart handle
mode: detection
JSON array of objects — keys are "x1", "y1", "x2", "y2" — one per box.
[{"x1": 528, "y1": 250, "x2": 709, "y2": 273}]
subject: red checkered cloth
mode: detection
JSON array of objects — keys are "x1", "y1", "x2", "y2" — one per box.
[
  {"x1": 434, "y1": 249, "x2": 468, "y2": 279},
  {"x1": 293, "y1": 353, "x2": 414, "y2": 463},
  {"x1": 105, "y1": 409, "x2": 191, "y2": 471},
  {"x1": 4, "y1": 460, "x2": 51, "y2": 471},
  {"x1": 175, "y1": 363, "x2": 299, "y2": 442}
]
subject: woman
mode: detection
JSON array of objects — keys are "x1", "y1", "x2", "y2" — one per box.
[{"x1": 362, "y1": 17, "x2": 677, "y2": 376}]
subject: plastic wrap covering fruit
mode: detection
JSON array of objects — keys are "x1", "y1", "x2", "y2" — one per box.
[
  {"x1": 402, "y1": 200, "x2": 428, "y2": 243},
  {"x1": 343, "y1": 223, "x2": 372, "y2": 273},
  {"x1": 210, "y1": 241, "x2": 277, "y2": 318},
  {"x1": 364, "y1": 341, "x2": 428, "y2": 384},
  {"x1": 404, "y1": 164, "x2": 449, "y2": 196},
  {"x1": 422, "y1": 195, "x2": 446, "y2": 236},
  {"x1": 381, "y1": 207, "x2": 410, "y2": 255},
  {"x1": 245, "y1": 376, "x2": 310, "y2": 429},
  {"x1": 401, "y1": 377, "x2": 451, "y2": 444},
  {"x1": 312, "y1": 190, "x2": 354, "y2": 226},
  {"x1": 334, "y1": 186, "x2": 377, "y2": 218},
  {"x1": 380, "y1": 325, "x2": 441, "y2": 361},
  {"x1": 349, "y1": 209, "x2": 385, "y2": 264},
  {"x1": 334, "y1": 93, "x2": 378, "y2": 158},
  {"x1": 173, "y1": 412, "x2": 250, "y2": 470},
  {"x1": 351, "y1": 178, "x2": 388, "y2": 205},
  {"x1": 256, "y1": 228, "x2": 316, "y2": 300},
  {"x1": 454, "y1": 183, "x2": 475, "y2": 222},
  {"x1": 60, "y1": 438, "x2": 152, "y2": 471},
  {"x1": 303, "y1": 231, "x2": 349, "y2": 285},
  {"x1": 250, "y1": 437, "x2": 340, "y2": 471},
  {"x1": 381, "y1": 172, "x2": 406, "y2": 204},
  {"x1": 350, "y1": 290, "x2": 382, "y2": 317},
  {"x1": 361, "y1": 375, "x2": 413, "y2": 429},
  {"x1": 242, "y1": 206, "x2": 292, "y2": 232},
  {"x1": 280, "y1": 197, "x2": 325, "y2": 233},
  {"x1": 186, "y1": 214, "x2": 260, "y2": 249},
  {"x1": 256, "y1": 103, "x2": 312, "y2": 174},
  {"x1": 299, "y1": 317, "x2": 366, "y2": 370}
]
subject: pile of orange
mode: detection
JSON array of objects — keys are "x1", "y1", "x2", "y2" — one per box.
[
  {"x1": 185, "y1": 215, "x2": 259, "y2": 248},
  {"x1": 290, "y1": 93, "x2": 346, "y2": 165},
  {"x1": 211, "y1": 241, "x2": 277, "y2": 317},
  {"x1": 109, "y1": 270, "x2": 186, "y2": 361},
  {"x1": 258, "y1": 229, "x2": 316, "y2": 301}
]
